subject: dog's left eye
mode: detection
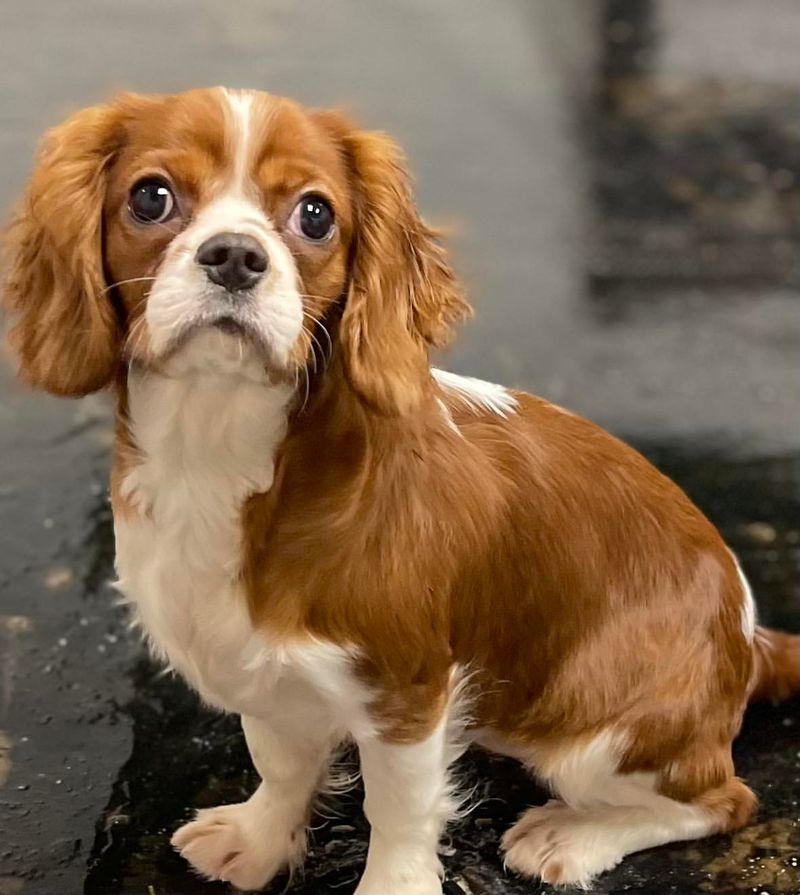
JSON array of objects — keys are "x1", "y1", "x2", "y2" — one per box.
[
  {"x1": 129, "y1": 178, "x2": 176, "y2": 224},
  {"x1": 288, "y1": 194, "x2": 335, "y2": 242}
]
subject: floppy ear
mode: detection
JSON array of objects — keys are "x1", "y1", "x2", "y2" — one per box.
[
  {"x1": 323, "y1": 115, "x2": 472, "y2": 415},
  {"x1": 2, "y1": 102, "x2": 127, "y2": 395}
]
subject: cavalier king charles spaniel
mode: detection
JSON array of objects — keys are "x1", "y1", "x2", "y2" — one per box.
[{"x1": 3, "y1": 87, "x2": 798, "y2": 893}]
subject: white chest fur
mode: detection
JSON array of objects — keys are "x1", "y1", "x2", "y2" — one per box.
[{"x1": 114, "y1": 333, "x2": 293, "y2": 715}]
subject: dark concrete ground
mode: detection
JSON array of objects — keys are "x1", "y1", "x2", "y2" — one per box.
[{"x1": 0, "y1": 2, "x2": 798, "y2": 894}]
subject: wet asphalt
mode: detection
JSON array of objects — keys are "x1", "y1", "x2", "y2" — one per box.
[{"x1": 0, "y1": 2, "x2": 798, "y2": 894}]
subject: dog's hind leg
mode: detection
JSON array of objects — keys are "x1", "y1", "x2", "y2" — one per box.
[{"x1": 502, "y1": 730, "x2": 755, "y2": 888}]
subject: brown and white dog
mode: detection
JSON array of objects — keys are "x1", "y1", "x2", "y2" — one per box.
[{"x1": 3, "y1": 87, "x2": 798, "y2": 893}]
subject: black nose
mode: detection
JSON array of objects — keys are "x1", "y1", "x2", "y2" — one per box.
[{"x1": 195, "y1": 233, "x2": 268, "y2": 292}]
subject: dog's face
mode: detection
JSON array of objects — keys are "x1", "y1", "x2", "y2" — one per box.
[
  {"x1": 3, "y1": 88, "x2": 470, "y2": 412},
  {"x1": 104, "y1": 90, "x2": 352, "y2": 373}
]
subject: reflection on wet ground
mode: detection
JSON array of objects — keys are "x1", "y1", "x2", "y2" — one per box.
[{"x1": 1, "y1": 1, "x2": 799, "y2": 893}]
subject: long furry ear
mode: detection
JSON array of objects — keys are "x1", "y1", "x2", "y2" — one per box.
[
  {"x1": 320, "y1": 114, "x2": 472, "y2": 415},
  {"x1": 2, "y1": 102, "x2": 127, "y2": 395}
]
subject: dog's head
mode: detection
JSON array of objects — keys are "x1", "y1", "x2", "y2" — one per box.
[{"x1": 3, "y1": 88, "x2": 470, "y2": 413}]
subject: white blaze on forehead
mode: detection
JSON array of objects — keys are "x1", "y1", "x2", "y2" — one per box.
[
  {"x1": 188, "y1": 196, "x2": 272, "y2": 244},
  {"x1": 219, "y1": 87, "x2": 271, "y2": 198},
  {"x1": 221, "y1": 88, "x2": 254, "y2": 193}
]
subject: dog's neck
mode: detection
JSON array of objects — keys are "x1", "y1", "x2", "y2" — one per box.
[
  {"x1": 113, "y1": 328, "x2": 440, "y2": 519},
  {"x1": 115, "y1": 331, "x2": 290, "y2": 516}
]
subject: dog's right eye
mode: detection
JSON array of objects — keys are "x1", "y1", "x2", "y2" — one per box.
[{"x1": 129, "y1": 178, "x2": 176, "y2": 224}]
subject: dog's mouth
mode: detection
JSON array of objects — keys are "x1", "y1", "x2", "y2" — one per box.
[
  {"x1": 154, "y1": 309, "x2": 278, "y2": 371},
  {"x1": 186, "y1": 305, "x2": 267, "y2": 348},
  {"x1": 212, "y1": 315, "x2": 248, "y2": 337},
  {"x1": 203, "y1": 315, "x2": 273, "y2": 360}
]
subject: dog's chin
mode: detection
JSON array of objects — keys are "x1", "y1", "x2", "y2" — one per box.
[{"x1": 157, "y1": 318, "x2": 281, "y2": 380}]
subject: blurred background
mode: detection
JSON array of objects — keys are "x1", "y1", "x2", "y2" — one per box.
[{"x1": 0, "y1": 2, "x2": 798, "y2": 894}]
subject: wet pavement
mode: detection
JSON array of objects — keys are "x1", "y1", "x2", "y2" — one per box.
[{"x1": 1, "y1": 2, "x2": 798, "y2": 894}]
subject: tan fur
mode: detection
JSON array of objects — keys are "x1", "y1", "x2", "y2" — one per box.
[
  {"x1": 750, "y1": 627, "x2": 800, "y2": 703},
  {"x1": 3, "y1": 102, "x2": 128, "y2": 394},
  {"x1": 314, "y1": 112, "x2": 471, "y2": 415},
  {"x1": 5, "y1": 88, "x2": 798, "y2": 859}
]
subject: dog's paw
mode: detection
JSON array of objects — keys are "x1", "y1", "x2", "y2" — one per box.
[
  {"x1": 354, "y1": 871, "x2": 443, "y2": 895},
  {"x1": 502, "y1": 800, "x2": 623, "y2": 889},
  {"x1": 171, "y1": 801, "x2": 304, "y2": 891},
  {"x1": 353, "y1": 832, "x2": 443, "y2": 894}
]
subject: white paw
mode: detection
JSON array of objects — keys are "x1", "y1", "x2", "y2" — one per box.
[
  {"x1": 354, "y1": 871, "x2": 442, "y2": 895},
  {"x1": 171, "y1": 800, "x2": 304, "y2": 891},
  {"x1": 354, "y1": 836, "x2": 443, "y2": 894},
  {"x1": 501, "y1": 800, "x2": 623, "y2": 889}
]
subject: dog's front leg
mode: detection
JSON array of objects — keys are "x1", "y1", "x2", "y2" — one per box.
[
  {"x1": 354, "y1": 713, "x2": 453, "y2": 895},
  {"x1": 172, "y1": 707, "x2": 338, "y2": 890}
]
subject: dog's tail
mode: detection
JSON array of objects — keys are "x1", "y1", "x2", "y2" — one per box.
[{"x1": 749, "y1": 626, "x2": 800, "y2": 702}]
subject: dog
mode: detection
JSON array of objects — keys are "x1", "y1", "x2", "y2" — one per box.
[{"x1": 3, "y1": 87, "x2": 798, "y2": 894}]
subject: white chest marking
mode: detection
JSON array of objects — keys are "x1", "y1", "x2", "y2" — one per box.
[
  {"x1": 115, "y1": 332, "x2": 383, "y2": 730},
  {"x1": 115, "y1": 332, "x2": 294, "y2": 714}
]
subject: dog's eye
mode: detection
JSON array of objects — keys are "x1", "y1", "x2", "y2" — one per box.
[
  {"x1": 289, "y1": 194, "x2": 335, "y2": 242},
  {"x1": 129, "y1": 178, "x2": 176, "y2": 224}
]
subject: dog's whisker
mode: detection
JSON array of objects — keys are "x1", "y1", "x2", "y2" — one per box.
[
  {"x1": 316, "y1": 321, "x2": 333, "y2": 360},
  {"x1": 298, "y1": 364, "x2": 311, "y2": 414},
  {"x1": 102, "y1": 276, "x2": 158, "y2": 295},
  {"x1": 301, "y1": 310, "x2": 333, "y2": 362},
  {"x1": 303, "y1": 328, "x2": 318, "y2": 375}
]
